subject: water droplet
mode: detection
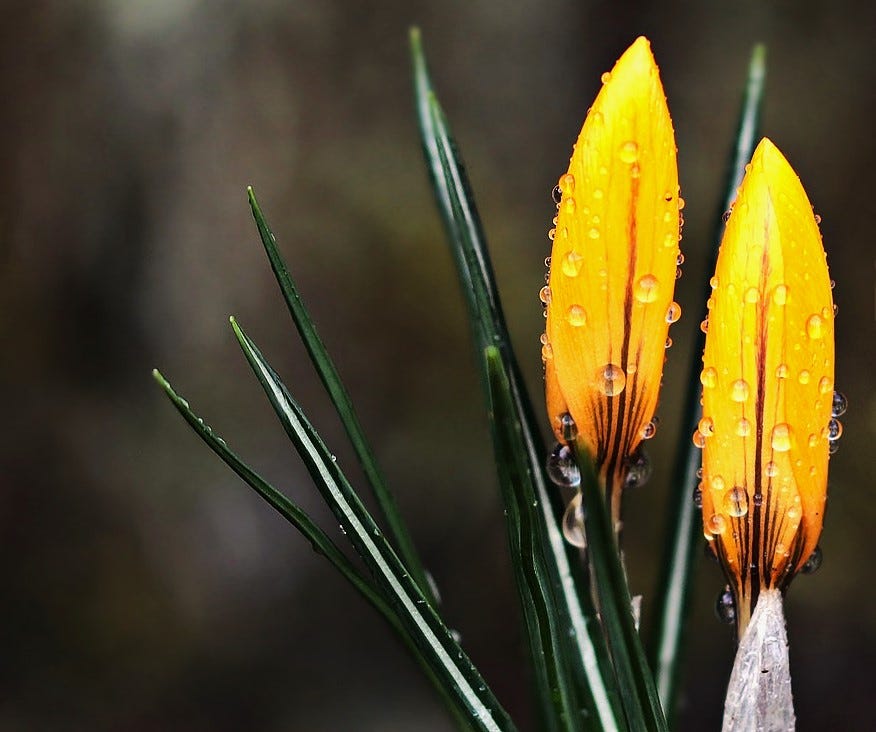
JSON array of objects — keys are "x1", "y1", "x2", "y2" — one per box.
[
  {"x1": 544, "y1": 255, "x2": 552, "y2": 269},
  {"x1": 814, "y1": 213, "x2": 822, "y2": 224},
  {"x1": 676, "y1": 252, "x2": 685, "y2": 266},
  {"x1": 561, "y1": 250, "x2": 584, "y2": 277},
  {"x1": 753, "y1": 492, "x2": 764, "y2": 507},
  {"x1": 710, "y1": 275, "x2": 720, "y2": 289},
  {"x1": 806, "y1": 313, "x2": 825, "y2": 340},
  {"x1": 798, "y1": 369, "x2": 811, "y2": 385},
  {"x1": 560, "y1": 173, "x2": 576, "y2": 196},
  {"x1": 818, "y1": 376, "x2": 833, "y2": 395},
  {"x1": 566, "y1": 304, "x2": 587, "y2": 327},
  {"x1": 776, "y1": 364, "x2": 789, "y2": 379},
  {"x1": 663, "y1": 233, "x2": 676, "y2": 247},
  {"x1": 675, "y1": 267, "x2": 683, "y2": 280},
  {"x1": 808, "y1": 433, "x2": 818, "y2": 447},
  {"x1": 593, "y1": 188, "x2": 604, "y2": 199},
  {"x1": 693, "y1": 486, "x2": 703, "y2": 508},
  {"x1": 548, "y1": 228, "x2": 556, "y2": 241},
  {"x1": 711, "y1": 474, "x2": 726, "y2": 491},
  {"x1": 827, "y1": 418, "x2": 842, "y2": 441},
  {"x1": 700, "y1": 317, "x2": 709, "y2": 333},
  {"x1": 830, "y1": 279, "x2": 836, "y2": 289},
  {"x1": 800, "y1": 545, "x2": 823, "y2": 574},
  {"x1": 562, "y1": 492, "x2": 586, "y2": 548},
  {"x1": 773, "y1": 284, "x2": 788, "y2": 305},
  {"x1": 666, "y1": 302, "x2": 682, "y2": 323},
  {"x1": 701, "y1": 367, "x2": 718, "y2": 388},
  {"x1": 678, "y1": 197, "x2": 686, "y2": 210},
  {"x1": 722, "y1": 210, "x2": 732, "y2": 223},
  {"x1": 619, "y1": 140, "x2": 639, "y2": 164},
  {"x1": 692, "y1": 431, "x2": 706, "y2": 448},
  {"x1": 597, "y1": 364, "x2": 626, "y2": 396},
  {"x1": 764, "y1": 461, "x2": 779, "y2": 478},
  {"x1": 563, "y1": 197, "x2": 576, "y2": 215},
  {"x1": 641, "y1": 420, "x2": 657, "y2": 440},
  {"x1": 587, "y1": 227, "x2": 600, "y2": 239},
  {"x1": 786, "y1": 504, "x2": 801, "y2": 521},
  {"x1": 744, "y1": 287, "x2": 760, "y2": 304},
  {"x1": 600, "y1": 71, "x2": 612, "y2": 84},
  {"x1": 551, "y1": 185, "x2": 563, "y2": 204},
  {"x1": 723, "y1": 487, "x2": 749, "y2": 517},
  {"x1": 831, "y1": 391, "x2": 847, "y2": 417},
  {"x1": 624, "y1": 448, "x2": 652, "y2": 489},
  {"x1": 707, "y1": 513, "x2": 727, "y2": 535},
  {"x1": 829, "y1": 440, "x2": 840, "y2": 455},
  {"x1": 559, "y1": 412, "x2": 578, "y2": 441},
  {"x1": 547, "y1": 443, "x2": 581, "y2": 488},
  {"x1": 698, "y1": 416, "x2": 715, "y2": 437},
  {"x1": 541, "y1": 343, "x2": 553, "y2": 361},
  {"x1": 664, "y1": 336, "x2": 673, "y2": 349},
  {"x1": 730, "y1": 379, "x2": 750, "y2": 403},
  {"x1": 735, "y1": 418, "x2": 751, "y2": 437},
  {"x1": 771, "y1": 423, "x2": 792, "y2": 452},
  {"x1": 635, "y1": 274, "x2": 660, "y2": 303}
]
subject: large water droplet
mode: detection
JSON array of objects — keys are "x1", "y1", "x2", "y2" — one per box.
[
  {"x1": 562, "y1": 492, "x2": 586, "y2": 548},
  {"x1": 723, "y1": 487, "x2": 749, "y2": 517},
  {"x1": 771, "y1": 423, "x2": 792, "y2": 452},
  {"x1": 806, "y1": 313, "x2": 825, "y2": 339},
  {"x1": 559, "y1": 412, "x2": 578, "y2": 441},
  {"x1": 619, "y1": 140, "x2": 639, "y2": 164},
  {"x1": 800, "y1": 545, "x2": 823, "y2": 575},
  {"x1": 635, "y1": 274, "x2": 659, "y2": 303},
  {"x1": 566, "y1": 304, "x2": 587, "y2": 327},
  {"x1": 715, "y1": 586, "x2": 736, "y2": 624},
  {"x1": 666, "y1": 302, "x2": 682, "y2": 323},
  {"x1": 731, "y1": 379, "x2": 750, "y2": 403},
  {"x1": 701, "y1": 367, "x2": 718, "y2": 388},
  {"x1": 600, "y1": 71, "x2": 612, "y2": 84},
  {"x1": 597, "y1": 364, "x2": 626, "y2": 396},
  {"x1": 547, "y1": 443, "x2": 581, "y2": 488},
  {"x1": 831, "y1": 391, "x2": 848, "y2": 417},
  {"x1": 551, "y1": 185, "x2": 563, "y2": 204},
  {"x1": 562, "y1": 250, "x2": 585, "y2": 277},
  {"x1": 624, "y1": 448, "x2": 652, "y2": 489}
]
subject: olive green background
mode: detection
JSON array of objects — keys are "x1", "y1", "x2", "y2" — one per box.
[{"x1": 2, "y1": 1, "x2": 874, "y2": 730}]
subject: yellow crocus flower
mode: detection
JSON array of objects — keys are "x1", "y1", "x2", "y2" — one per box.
[
  {"x1": 699, "y1": 138, "x2": 835, "y2": 635},
  {"x1": 543, "y1": 36, "x2": 681, "y2": 528}
]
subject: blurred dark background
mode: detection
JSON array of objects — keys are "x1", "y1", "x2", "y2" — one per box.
[{"x1": 2, "y1": 1, "x2": 874, "y2": 730}]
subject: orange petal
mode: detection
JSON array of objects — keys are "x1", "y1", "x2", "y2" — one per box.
[
  {"x1": 544, "y1": 36, "x2": 680, "y2": 514},
  {"x1": 700, "y1": 138, "x2": 833, "y2": 634}
]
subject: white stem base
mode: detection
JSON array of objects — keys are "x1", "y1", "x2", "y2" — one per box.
[{"x1": 722, "y1": 588, "x2": 795, "y2": 732}]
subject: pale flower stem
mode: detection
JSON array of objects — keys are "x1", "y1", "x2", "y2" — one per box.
[{"x1": 722, "y1": 588, "x2": 795, "y2": 732}]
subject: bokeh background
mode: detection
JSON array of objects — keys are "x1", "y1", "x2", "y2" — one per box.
[{"x1": 2, "y1": 1, "x2": 875, "y2": 730}]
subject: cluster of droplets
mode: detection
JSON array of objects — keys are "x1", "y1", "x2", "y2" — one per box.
[
  {"x1": 545, "y1": 413, "x2": 587, "y2": 549},
  {"x1": 827, "y1": 390, "x2": 847, "y2": 455}
]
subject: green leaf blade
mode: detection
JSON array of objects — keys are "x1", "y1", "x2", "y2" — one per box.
[
  {"x1": 246, "y1": 187, "x2": 437, "y2": 608},
  {"x1": 229, "y1": 320, "x2": 517, "y2": 732}
]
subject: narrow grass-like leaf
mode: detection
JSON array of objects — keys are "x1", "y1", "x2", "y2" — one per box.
[
  {"x1": 647, "y1": 44, "x2": 766, "y2": 720},
  {"x1": 573, "y1": 445, "x2": 668, "y2": 732},
  {"x1": 412, "y1": 27, "x2": 622, "y2": 732},
  {"x1": 246, "y1": 187, "x2": 436, "y2": 608},
  {"x1": 230, "y1": 317, "x2": 516, "y2": 732},
  {"x1": 153, "y1": 367, "x2": 478, "y2": 732}
]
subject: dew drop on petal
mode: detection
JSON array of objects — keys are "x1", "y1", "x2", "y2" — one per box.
[
  {"x1": 827, "y1": 418, "x2": 842, "y2": 441},
  {"x1": 548, "y1": 228, "x2": 556, "y2": 241},
  {"x1": 562, "y1": 492, "x2": 586, "y2": 548},
  {"x1": 710, "y1": 275, "x2": 720, "y2": 289},
  {"x1": 566, "y1": 304, "x2": 587, "y2": 327},
  {"x1": 723, "y1": 487, "x2": 749, "y2": 517},
  {"x1": 551, "y1": 185, "x2": 563, "y2": 204},
  {"x1": 829, "y1": 440, "x2": 840, "y2": 455},
  {"x1": 539, "y1": 285, "x2": 551, "y2": 305},
  {"x1": 635, "y1": 274, "x2": 659, "y2": 303},
  {"x1": 588, "y1": 227, "x2": 600, "y2": 239},
  {"x1": 600, "y1": 71, "x2": 612, "y2": 84},
  {"x1": 730, "y1": 379, "x2": 750, "y2": 403},
  {"x1": 546, "y1": 443, "x2": 581, "y2": 488},
  {"x1": 597, "y1": 364, "x2": 626, "y2": 396},
  {"x1": 563, "y1": 197, "x2": 576, "y2": 215},
  {"x1": 710, "y1": 474, "x2": 726, "y2": 492},
  {"x1": 707, "y1": 513, "x2": 727, "y2": 535},
  {"x1": 818, "y1": 376, "x2": 833, "y2": 395},
  {"x1": 735, "y1": 418, "x2": 751, "y2": 437},
  {"x1": 701, "y1": 367, "x2": 718, "y2": 388},
  {"x1": 771, "y1": 423, "x2": 792, "y2": 452},
  {"x1": 776, "y1": 364, "x2": 789, "y2": 379},
  {"x1": 801, "y1": 545, "x2": 823, "y2": 574},
  {"x1": 806, "y1": 313, "x2": 825, "y2": 340},
  {"x1": 692, "y1": 430, "x2": 706, "y2": 449},
  {"x1": 560, "y1": 173, "x2": 576, "y2": 196},
  {"x1": 619, "y1": 140, "x2": 639, "y2": 163},
  {"x1": 753, "y1": 492, "x2": 763, "y2": 507},
  {"x1": 666, "y1": 302, "x2": 682, "y2": 323},
  {"x1": 692, "y1": 485, "x2": 703, "y2": 508},
  {"x1": 831, "y1": 391, "x2": 848, "y2": 417},
  {"x1": 624, "y1": 448, "x2": 652, "y2": 489},
  {"x1": 744, "y1": 287, "x2": 760, "y2": 304},
  {"x1": 764, "y1": 461, "x2": 779, "y2": 478},
  {"x1": 698, "y1": 416, "x2": 715, "y2": 438},
  {"x1": 715, "y1": 586, "x2": 736, "y2": 624},
  {"x1": 773, "y1": 284, "x2": 789, "y2": 305},
  {"x1": 798, "y1": 369, "x2": 811, "y2": 385},
  {"x1": 641, "y1": 420, "x2": 657, "y2": 440},
  {"x1": 562, "y1": 250, "x2": 585, "y2": 277}
]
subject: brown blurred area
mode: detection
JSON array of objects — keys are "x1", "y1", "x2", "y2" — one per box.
[{"x1": 1, "y1": 1, "x2": 874, "y2": 730}]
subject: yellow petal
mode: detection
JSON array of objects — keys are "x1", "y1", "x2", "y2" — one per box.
[
  {"x1": 700, "y1": 138, "x2": 833, "y2": 634},
  {"x1": 544, "y1": 37, "x2": 680, "y2": 516}
]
